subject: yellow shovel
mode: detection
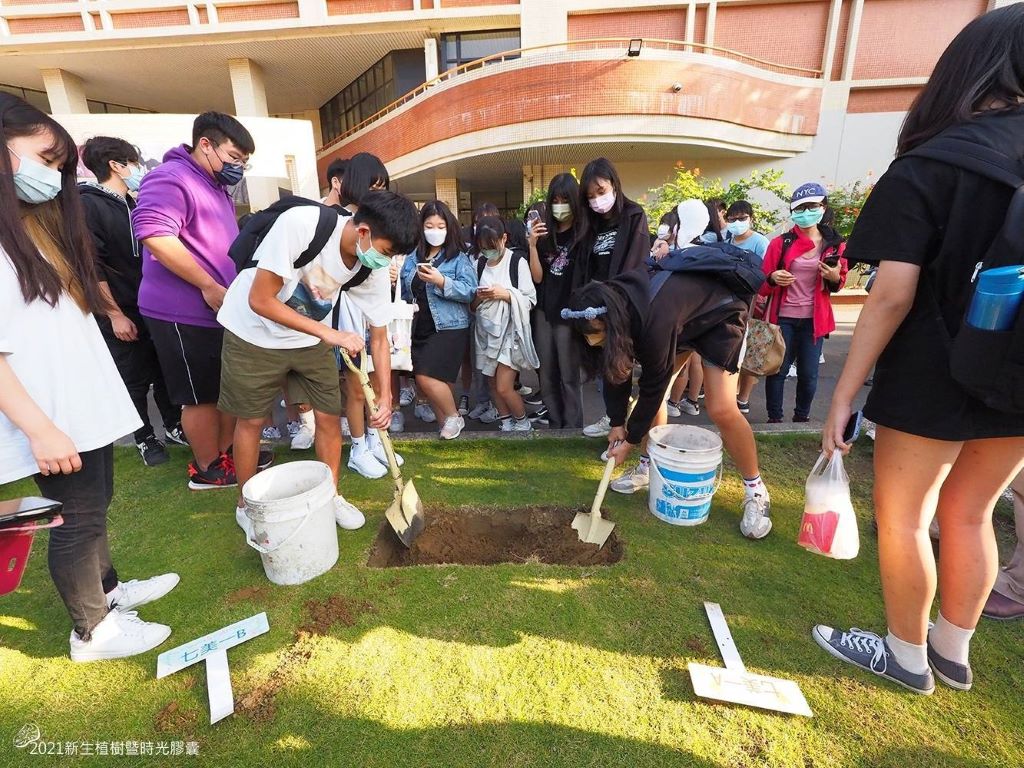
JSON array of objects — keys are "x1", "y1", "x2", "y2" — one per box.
[
  {"x1": 572, "y1": 454, "x2": 617, "y2": 548},
  {"x1": 340, "y1": 349, "x2": 425, "y2": 548}
]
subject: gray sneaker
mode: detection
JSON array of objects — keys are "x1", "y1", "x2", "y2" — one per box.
[
  {"x1": 813, "y1": 625, "x2": 935, "y2": 695},
  {"x1": 740, "y1": 494, "x2": 772, "y2": 539},
  {"x1": 611, "y1": 460, "x2": 650, "y2": 494},
  {"x1": 927, "y1": 641, "x2": 973, "y2": 691}
]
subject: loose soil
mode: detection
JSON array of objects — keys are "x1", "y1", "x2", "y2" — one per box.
[{"x1": 367, "y1": 506, "x2": 624, "y2": 568}]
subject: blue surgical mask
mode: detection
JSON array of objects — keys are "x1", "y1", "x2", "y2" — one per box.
[
  {"x1": 356, "y1": 231, "x2": 390, "y2": 269},
  {"x1": 791, "y1": 208, "x2": 824, "y2": 229},
  {"x1": 8, "y1": 147, "x2": 62, "y2": 204},
  {"x1": 726, "y1": 219, "x2": 751, "y2": 237},
  {"x1": 214, "y1": 162, "x2": 244, "y2": 187},
  {"x1": 122, "y1": 163, "x2": 146, "y2": 192}
]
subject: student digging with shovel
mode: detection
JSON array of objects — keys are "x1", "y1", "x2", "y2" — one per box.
[{"x1": 563, "y1": 199, "x2": 773, "y2": 539}]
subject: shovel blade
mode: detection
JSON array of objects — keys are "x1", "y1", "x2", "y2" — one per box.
[
  {"x1": 385, "y1": 478, "x2": 426, "y2": 548},
  {"x1": 572, "y1": 511, "x2": 615, "y2": 548}
]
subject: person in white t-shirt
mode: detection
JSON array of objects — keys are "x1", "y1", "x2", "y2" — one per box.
[
  {"x1": 218, "y1": 190, "x2": 420, "y2": 531},
  {"x1": 0, "y1": 94, "x2": 178, "y2": 662}
]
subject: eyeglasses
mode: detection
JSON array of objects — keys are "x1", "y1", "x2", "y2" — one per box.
[
  {"x1": 792, "y1": 202, "x2": 823, "y2": 212},
  {"x1": 725, "y1": 215, "x2": 750, "y2": 223},
  {"x1": 213, "y1": 144, "x2": 252, "y2": 171}
]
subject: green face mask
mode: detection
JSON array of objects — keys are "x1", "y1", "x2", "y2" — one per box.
[
  {"x1": 791, "y1": 208, "x2": 825, "y2": 229},
  {"x1": 356, "y1": 232, "x2": 390, "y2": 269},
  {"x1": 481, "y1": 248, "x2": 501, "y2": 261}
]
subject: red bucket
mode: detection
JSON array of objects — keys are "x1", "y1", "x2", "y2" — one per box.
[{"x1": 0, "y1": 498, "x2": 63, "y2": 597}]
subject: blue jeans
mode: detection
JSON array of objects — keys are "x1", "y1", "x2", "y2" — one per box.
[{"x1": 765, "y1": 317, "x2": 823, "y2": 421}]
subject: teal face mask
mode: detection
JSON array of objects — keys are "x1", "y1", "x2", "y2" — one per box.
[
  {"x1": 481, "y1": 248, "x2": 500, "y2": 261},
  {"x1": 791, "y1": 208, "x2": 825, "y2": 229},
  {"x1": 355, "y1": 232, "x2": 390, "y2": 269}
]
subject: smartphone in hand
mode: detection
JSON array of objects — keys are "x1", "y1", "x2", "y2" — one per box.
[{"x1": 843, "y1": 410, "x2": 863, "y2": 444}]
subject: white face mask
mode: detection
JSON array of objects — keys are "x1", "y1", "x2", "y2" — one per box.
[
  {"x1": 423, "y1": 228, "x2": 446, "y2": 247},
  {"x1": 726, "y1": 219, "x2": 751, "y2": 237},
  {"x1": 8, "y1": 147, "x2": 62, "y2": 204},
  {"x1": 589, "y1": 190, "x2": 616, "y2": 215},
  {"x1": 656, "y1": 224, "x2": 670, "y2": 239},
  {"x1": 552, "y1": 203, "x2": 571, "y2": 222}
]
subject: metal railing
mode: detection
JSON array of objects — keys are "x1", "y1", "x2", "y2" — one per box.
[{"x1": 322, "y1": 37, "x2": 823, "y2": 150}]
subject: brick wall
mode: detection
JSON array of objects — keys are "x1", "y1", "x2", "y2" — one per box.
[
  {"x1": 568, "y1": 9, "x2": 687, "y2": 41},
  {"x1": 218, "y1": 2, "x2": 299, "y2": 22},
  {"x1": 8, "y1": 14, "x2": 84, "y2": 33},
  {"x1": 847, "y1": 86, "x2": 920, "y2": 113},
  {"x1": 326, "y1": 0, "x2": 414, "y2": 13},
  {"x1": 110, "y1": 9, "x2": 190, "y2": 29},
  {"x1": 715, "y1": 0, "x2": 829, "y2": 73}
]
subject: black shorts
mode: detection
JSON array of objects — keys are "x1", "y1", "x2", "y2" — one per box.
[
  {"x1": 412, "y1": 328, "x2": 470, "y2": 384},
  {"x1": 677, "y1": 302, "x2": 749, "y2": 374},
  {"x1": 145, "y1": 318, "x2": 224, "y2": 406}
]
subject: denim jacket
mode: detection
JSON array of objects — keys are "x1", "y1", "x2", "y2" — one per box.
[{"x1": 400, "y1": 249, "x2": 478, "y2": 331}]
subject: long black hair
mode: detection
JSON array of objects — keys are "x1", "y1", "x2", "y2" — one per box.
[
  {"x1": 544, "y1": 172, "x2": 585, "y2": 251},
  {"x1": 0, "y1": 93, "x2": 107, "y2": 312},
  {"x1": 898, "y1": 4, "x2": 1024, "y2": 155},
  {"x1": 565, "y1": 281, "x2": 635, "y2": 386},
  {"x1": 704, "y1": 199, "x2": 725, "y2": 242},
  {"x1": 340, "y1": 152, "x2": 389, "y2": 207},
  {"x1": 416, "y1": 200, "x2": 462, "y2": 263},
  {"x1": 474, "y1": 215, "x2": 506, "y2": 255},
  {"x1": 580, "y1": 157, "x2": 625, "y2": 231}
]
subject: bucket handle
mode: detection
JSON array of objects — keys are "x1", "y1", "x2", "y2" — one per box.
[
  {"x1": 245, "y1": 502, "x2": 321, "y2": 555},
  {"x1": 652, "y1": 462, "x2": 723, "y2": 500},
  {"x1": 0, "y1": 514, "x2": 63, "y2": 535}
]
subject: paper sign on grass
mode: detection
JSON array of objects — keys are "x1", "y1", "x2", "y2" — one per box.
[{"x1": 157, "y1": 613, "x2": 269, "y2": 724}]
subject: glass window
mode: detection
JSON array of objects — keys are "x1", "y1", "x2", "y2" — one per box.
[{"x1": 440, "y1": 29, "x2": 519, "y2": 72}]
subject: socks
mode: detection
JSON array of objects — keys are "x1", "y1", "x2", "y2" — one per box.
[
  {"x1": 929, "y1": 613, "x2": 974, "y2": 665},
  {"x1": 298, "y1": 409, "x2": 315, "y2": 431},
  {"x1": 350, "y1": 434, "x2": 366, "y2": 452},
  {"x1": 742, "y1": 474, "x2": 767, "y2": 499},
  {"x1": 886, "y1": 630, "x2": 929, "y2": 674}
]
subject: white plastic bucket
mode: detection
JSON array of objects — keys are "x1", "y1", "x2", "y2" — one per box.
[
  {"x1": 647, "y1": 425, "x2": 723, "y2": 526},
  {"x1": 242, "y1": 461, "x2": 338, "y2": 586}
]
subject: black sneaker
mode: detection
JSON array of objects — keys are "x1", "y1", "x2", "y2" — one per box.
[
  {"x1": 813, "y1": 625, "x2": 935, "y2": 695},
  {"x1": 225, "y1": 445, "x2": 275, "y2": 472},
  {"x1": 794, "y1": 415, "x2": 811, "y2": 423},
  {"x1": 736, "y1": 400, "x2": 750, "y2": 415},
  {"x1": 528, "y1": 406, "x2": 550, "y2": 426},
  {"x1": 164, "y1": 425, "x2": 189, "y2": 446},
  {"x1": 927, "y1": 641, "x2": 973, "y2": 691},
  {"x1": 457, "y1": 395, "x2": 470, "y2": 416},
  {"x1": 523, "y1": 393, "x2": 544, "y2": 408},
  {"x1": 187, "y1": 453, "x2": 238, "y2": 490},
  {"x1": 136, "y1": 436, "x2": 169, "y2": 467}
]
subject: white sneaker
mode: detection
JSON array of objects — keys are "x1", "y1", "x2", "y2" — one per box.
[
  {"x1": 235, "y1": 505, "x2": 252, "y2": 538},
  {"x1": 499, "y1": 417, "x2": 514, "y2": 433},
  {"x1": 348, "y1": 446, "x2": 387, "y2": 479},
  {"x1": 390, "y1": 411, "x2": 405, "y2": 433},
  {"x1": 69, "y1": 609, "x2": 171, "y2": 663},
  {"x1": 511, "y1": 416, "x2": 533, "y2": 433},
  {"x1": 340, "y1": 417, "x2": 351, "y2": 437},
  {"x1": 666, "y1": 400, "x2": 682, "y2": 418},
  {"x1": 399, "y1": 386, "x2": 416, "y2": 407},
  {"x1": 367, "y1": 429, "x2": 403, "y2": 467},
  {"x1": 106, "y1": 573, "x2": 180, "y2": 612},
  {"x1": 285, "y1": 420, "x2": 300, "y2": 439},
  {"x1": 261, "y1": 426, "x2": 282, "y2": 441},
  {"x1": 583, "y1": 415, "x2": 612, "y2": 438},
  {"x1": 611, "y1": 460, "x2": 650, "y2": 494},
  {"x1": 335, "y1": 495, "x2": 366, "y2": 530},
  {"x1": 468, "y1": 400, "x2": 492, "y2": 420},
  {"x1": 290, "y1": 424, "x2": 314, "y2": 450},
  {"x1": 680, "y1": 398, "x2": 700, "y2": 416},
  {"x1": 740, "y1": 493, "x2": 773, "y2": 539},
  {"x1": 516, "y1": 384, "x2": 535, "y2": 397},
  {"x1": 787, "y1": 364, "x2": 798, "y2": 378},
  {"x1": 414, "y1": 403, "x2": 437, "y2": 423},
  {"x1": 440, "y1": 415, "x2": 466, "y2": 440},
  {"x1": 477, "y1": 404, "x2": 500, "y2": 424}
]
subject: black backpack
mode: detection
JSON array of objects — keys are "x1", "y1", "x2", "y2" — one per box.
[
  {"x1": 476, "y1": 251, "x2": 525, "y2": 290},
  {"x1": 901, "y1": 135, "x2": 1024, "y2": 413},
  {"x1": 228, "y1": 195, "x2": 371, "y2": 291},
  {"x1": 646, "y1": 241, "x2": 766, "y2": 303}
]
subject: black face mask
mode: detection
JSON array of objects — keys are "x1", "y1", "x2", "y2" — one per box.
[{"x1": 214, "y1": 162, "x2": 244, "y2": 187}]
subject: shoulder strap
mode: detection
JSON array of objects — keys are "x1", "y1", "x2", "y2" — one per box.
[
  {"x1": 779, "y1": 232, "x2": 798, "y2": 261},
  {"x1": 339, "y1": 264, "x2": 372, "y2": 293},
  {"x1": 904, "y1": 139, "x2": 1024, "y2": 189},
  {"x1": 509, "y1": 251, "x2": 522, "y2": 290},
  {"x1": 476, "y1": 255, "x2": 486, "y2": 280},
  {"x1": 293, "y1": 205, "x2": 340, "y2": 270}
]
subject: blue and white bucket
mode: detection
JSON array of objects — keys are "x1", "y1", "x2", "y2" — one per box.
[{"x1": 647, "y1": 425, "x2": 723, "y2": 526}]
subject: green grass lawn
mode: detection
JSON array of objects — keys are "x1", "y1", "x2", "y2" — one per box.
[{"x1": 1, "y1": 435, "x2": 1021, "y2": 768}]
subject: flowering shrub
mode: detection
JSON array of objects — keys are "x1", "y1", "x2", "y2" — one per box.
[{"x1": 827, "y1": 179, "x2": 874, "y2": 239}]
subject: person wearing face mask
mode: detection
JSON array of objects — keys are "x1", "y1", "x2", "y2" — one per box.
[
  {"x1": 133, "y1": 111, "x2": 259, "y2": 491},
  {"x1": 699, "y1": 199, "x2": 728, "y2": 244},
  {"x1": 759, "y1": 183, "x2": 847, "y2": 424},
  {"x1": 400, "y1": 201, "x2": 477, "y2": 440},
  {"x1": 218, "y1": 190, "x2": 419, "y2": 534},
  {"x1": 527, "y1": 173, "x2": 585, "y2": 429},
  {"x1": 0, "y1": 93, "x2": 180, "y2": 661},
  {"x1": 78, "y1": 137, "x2": 184, "y2": 469}
]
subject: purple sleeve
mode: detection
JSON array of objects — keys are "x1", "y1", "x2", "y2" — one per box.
[{"x1": 132, "y1": 173, "x2": 190, "y2": 241}]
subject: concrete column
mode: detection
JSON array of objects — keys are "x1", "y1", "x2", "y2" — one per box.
[
  {"x1": 841, "y1": 0, "x2": 865, "y2": 81},
  {"x1": 302, "y1": 109, "x2": 323, "y2": 149},
  {"x1": 435, "y1": 177, "x2": 459, "y2": 216},
  {"x1": 40, "y1": 68, "x2": 89, "y2": 114},
  {"x1": 821, "y1": 0, "x2": 843, "y2": 81},
  {"x1": 228, "y1": 58, "x2": 268, "y2": 117},
  {"x1": 685, "y1": 0, "x2": 697, "y2": 51},
  {"x1": 705, "y1": 1, "x2": 717, "y2": 49},
  {"x1": 424, "y1": 38, "x2": 439, "y2": 81}
]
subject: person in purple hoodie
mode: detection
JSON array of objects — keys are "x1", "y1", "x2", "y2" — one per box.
[{"x1": 133, "y1": 112, "x2": 255, "y2": 490}]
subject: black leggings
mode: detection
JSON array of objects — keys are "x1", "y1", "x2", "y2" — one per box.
[{"x1": 34, "y1": 445, "x2": 118, "y2": 640}]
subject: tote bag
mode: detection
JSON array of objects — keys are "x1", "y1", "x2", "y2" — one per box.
[{"x1": 741, "y1": 294, "x2": 786, "y2": 377}]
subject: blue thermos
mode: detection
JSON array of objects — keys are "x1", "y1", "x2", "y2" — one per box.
[{"x1": 966, "y1": 265, "x2": 1024, "y2": 331}]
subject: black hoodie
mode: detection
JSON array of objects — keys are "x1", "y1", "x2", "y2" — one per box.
[
  {"x1": 603, "y1": 267, "x2": 747, "y2": 444},
  {"x1": 574, "y1": 197, "x2": 650, "y2": 290},
  {"x1": 78, "y1": 182, "x2": 140, "y2": 318}
]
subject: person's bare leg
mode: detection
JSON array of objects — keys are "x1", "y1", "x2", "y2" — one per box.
[
  {"x1": 494, "y1": 365, "x2": 524, "y2": 418},
  {"x1": 416, "y1": 374, "x2": 458, "y2": 421},
  {"x1": 313, "y1": 411, "x2": 342, "y2": 486},
  {"x1": 687, "y1": 355, "x2": 704, "y2": 402},
  {"x1": 637, "y1": 352, "x2": 690, "y2": 455},
  {"x1": 346, "y1": 375, "x2": 366, "y2": 439},
  {"x1": 218, "y1": 410, "x2": 235, "y2": 454},
  {"x1": 181, "y1": 404, "x2": 221, "y2": 470},
  {"x1": 873, "y1": 426, "x2": 961, "y2": 645},
  {"x1": 489, "y1": 376, "x2": 507, "y2": 416},
  {"x1": 935, "y1": 437, "x2": 1024, "y2": 629},
  {"x1": 701, "y1": 366, "x2": 759, "y2": 479},
  {"x1": 737, "y1": 372, "x2": 758, "y2": 404},
  {"x1": 669, "y1": 375, "x2": 687, "y2": 405},
  {"x1": 232, "y1": 416, "x2": 264, "y2": 506}
]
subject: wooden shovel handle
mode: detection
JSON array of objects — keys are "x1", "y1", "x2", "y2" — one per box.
[
  {"x1": 591, "y1": 456, "x2": 617, "y2": 518},
  {"x1": 339, "y1": 349, "x2": 402, "y2": 484}
]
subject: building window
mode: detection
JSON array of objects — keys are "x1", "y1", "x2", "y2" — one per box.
[
  {"x1": 0, "y1": 83, "x2": 51, "y2": 113},
  {"x1": 86, "y1": 100, "x2": 155, "y2": 115},
  {"x1": 319, "y1": 49, "x2": 426, "y2": 145},
  {"x1": 439, "y1": 29, "x2": 520, "y2": 73}
]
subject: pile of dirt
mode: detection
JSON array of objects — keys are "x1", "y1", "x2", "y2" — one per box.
[
  {"x1": 154, "y1": 701, "x2": 198, "y2": 734},
  {"x1": 299, "y1": 595, "x2": 375, "y2": 636},
  {"x1": 367, "y1": 506, "x2": 624, "y2": 568}
]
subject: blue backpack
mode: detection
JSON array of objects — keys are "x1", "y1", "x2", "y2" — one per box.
[{"x1": 647, "y1": 242, "x2": 766, "y2": 302}]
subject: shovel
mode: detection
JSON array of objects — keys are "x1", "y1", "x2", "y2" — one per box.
[
  {"x1": 572, "y1": 454, "x2": 617, "y2": 548},
  {"x1": 340, "y1": 349, "x2": 425, "y2": 548}
]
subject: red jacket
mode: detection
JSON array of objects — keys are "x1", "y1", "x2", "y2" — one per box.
[{"x1": 758, "y1": 227, "x2": 848, "y2": 341}]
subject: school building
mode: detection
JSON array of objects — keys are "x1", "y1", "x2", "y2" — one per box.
[{"x1": 0, "y1": 0, "x2": 1011, "y2": 217}]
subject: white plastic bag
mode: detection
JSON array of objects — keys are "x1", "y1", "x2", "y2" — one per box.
[{"x1": 798, "y1": 449, "x2": 860, "y2": 560}]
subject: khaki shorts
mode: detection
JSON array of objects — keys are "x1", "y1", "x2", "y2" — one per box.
[{"x1": 218, "y1": 331, "x2": 342, "y2": 419}]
